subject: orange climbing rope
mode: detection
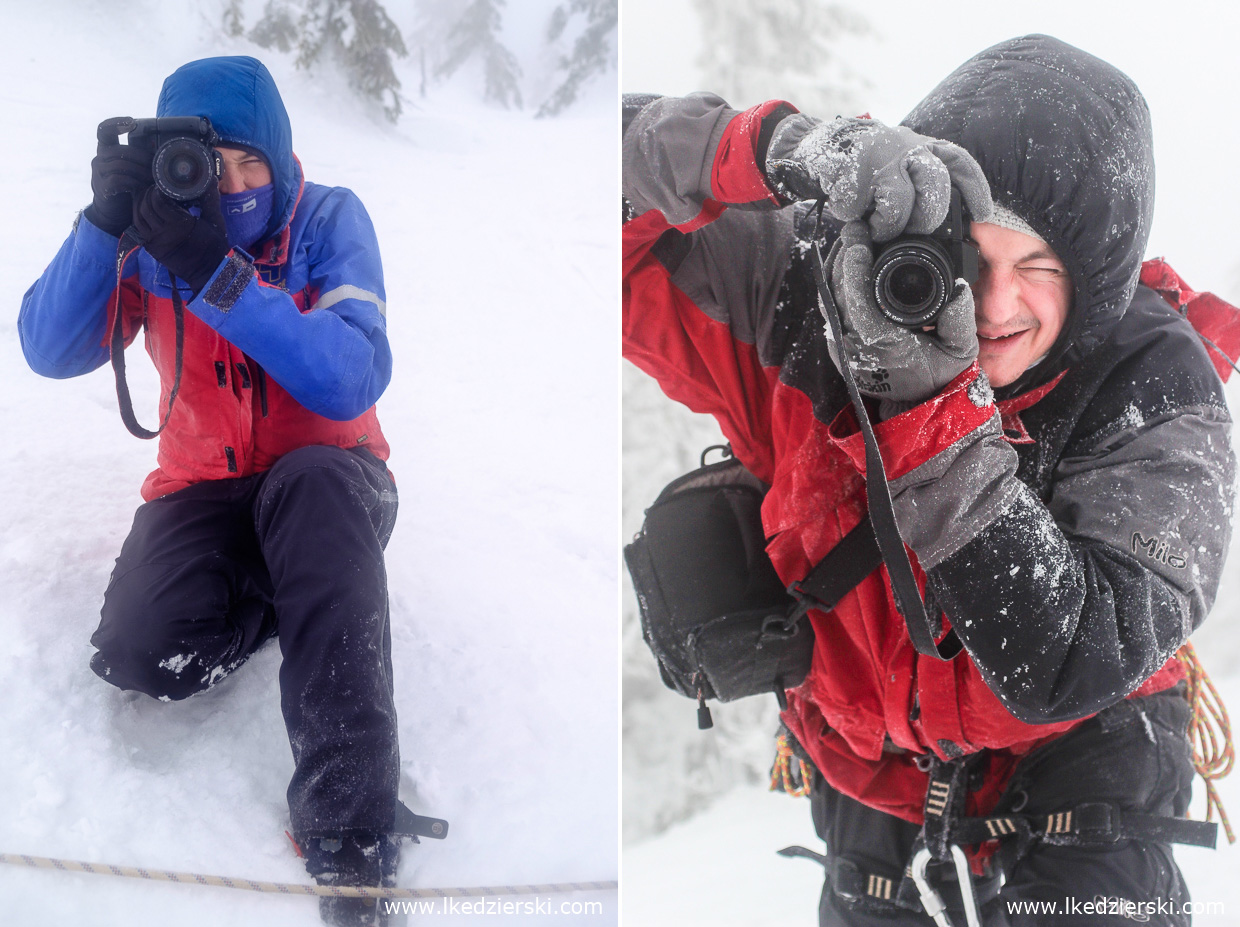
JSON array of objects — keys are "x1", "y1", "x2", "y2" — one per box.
[
  {"x1": 1177, "y1": 641, "x2": 1235, "y2": 844},
  {"x1": 770, "y1": 732, "x2": 812, "y2": 798}
]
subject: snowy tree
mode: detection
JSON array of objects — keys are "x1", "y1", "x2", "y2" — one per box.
[
  {"x1": 246, "y1": 0, "x2": 299, "y2": 51},
  {"x1": 433, "y1": 0, "x2": 523, "y2": 110},
  {"x1": 241, "y1": 0, "x2": 409, "y2": 122},
  {"x1": 536, "y1": 0, "x2": 617, "y2": 118},
  {"x1": 223, "y1": 0, "x2": 246, "y2": 37},
  {"x1": 691, "y1": 0, "x2": 869, "y2": 117}
]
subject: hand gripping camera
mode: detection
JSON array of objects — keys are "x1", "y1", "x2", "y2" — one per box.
[
  {"x1": 98, "y1": 116, "x2": 222, "y2": 203},
  {"x1": 872, "y1": 187, "x2": 980, "y2": 328}
]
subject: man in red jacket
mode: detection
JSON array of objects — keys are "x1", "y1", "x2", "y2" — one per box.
[{"x1": 625, "y1": 35, "x2": 1234, "y2": 926}]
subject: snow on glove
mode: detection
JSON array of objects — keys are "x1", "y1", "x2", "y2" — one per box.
[
  {"x1": 766, "y1": 115, "x2": 993, "y2": 241},
  {"x1": 85, "y1": 129, "x2": 155, "y2": 238},
  {"x1": 823, "y1": 220, "x2": 978, "y2": 413},
  {"x1": 133, "y1": 185, "x2": 229, "y2": 297}
]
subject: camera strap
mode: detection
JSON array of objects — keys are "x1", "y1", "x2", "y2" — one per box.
[
  {"x1": 810, "y1": 202, "x2": 958, "y2": 661},
  {"x1": 110, "y1": 232, "x2": 185, "y2": 440}
]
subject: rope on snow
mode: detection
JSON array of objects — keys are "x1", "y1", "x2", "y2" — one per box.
[{"x1": 0, "y1": 852, "x2": 616, "y2": 899}]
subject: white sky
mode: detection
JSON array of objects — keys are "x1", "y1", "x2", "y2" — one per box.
[{"x1": 621, "y1": 0, "x2": 1240, "y2": 298}]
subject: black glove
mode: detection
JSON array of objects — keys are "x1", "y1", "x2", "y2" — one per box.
[
  {"x1": 133, "y1": 184, "x2": 230, "y2": 297},
  {"x1": 85, "y1": 128, "x2": 154, "y2": 238}
]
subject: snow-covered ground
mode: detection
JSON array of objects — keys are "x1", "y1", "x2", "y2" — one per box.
[
  {"x1": 622, "y1": 2, "x2": 1240, "y2": 924},
  {"x1": 0, "y1": 1, "x2": 617, "y2": 924}
]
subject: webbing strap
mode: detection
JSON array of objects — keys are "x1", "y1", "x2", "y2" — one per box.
[
  {"x1": 809, "y1": 210, "x2": 954, "y2": 661},
  {"x1": 792, "y1": 517, "x2": 882, "y2": 611},
  {"x1": 952, "y1": 803, "x2": 1218, "y2": 850},
  {"x1": 110, "y1": 233, "x2": 185, "y2": 440}
]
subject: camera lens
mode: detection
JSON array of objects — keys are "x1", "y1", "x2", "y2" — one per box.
[
  {"x1": 872, "y1": 241, "x2": 952, "y2": 328},
  {"x1": 886, "y1": 262, "x2": 936, "y2": 309},
  {"x1": 153, "y1": 138, "x2": 216, "y2": 202}
]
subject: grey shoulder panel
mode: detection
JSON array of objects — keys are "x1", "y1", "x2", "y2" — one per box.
[
  {"x1": 1049, "y1": 405, "x2": 1235, "y2": 627},
  {"x1": 667, "y1": 207, "x2": 797, "y2": 349},
  {"x1": 622, "y1": 93, "x2": 735, "y2": 225}
]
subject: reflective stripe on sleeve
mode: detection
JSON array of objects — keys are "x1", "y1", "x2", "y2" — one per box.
[{"x1": 311, "y1": 284, "x2": 387, "y2": 317}]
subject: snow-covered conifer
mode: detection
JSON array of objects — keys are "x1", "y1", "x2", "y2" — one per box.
[
  {"x1": 691, "y1": 0, "x2": 869, "y2": 117},
  {"x1": 243, "y1": 0, "x2": 408, "y2": 122},
  {"x1": 536, "y1": 0, "x2": 617, "y2": 118},
  {"x1": 433, "y1": 0, "x2": 523, "y2": 109}
]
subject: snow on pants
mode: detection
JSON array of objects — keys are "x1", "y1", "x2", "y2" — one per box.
[
  {"x1": 808, "y1": 687, "x2": 1196, "y2": 926},
  {"x1": 89, "y1": 445, "x2": 401, "y2": 839}
]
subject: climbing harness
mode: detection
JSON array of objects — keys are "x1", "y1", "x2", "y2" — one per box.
[{"x1": 778, "y1": 747, "x2": 1220, "y2": 926}]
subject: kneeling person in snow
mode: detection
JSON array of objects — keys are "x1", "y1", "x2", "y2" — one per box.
[
  {"x1": 20, "y1": 56, "x2": 409, "y2": 926},
  {"x1": 624, "y1": 35, "x2": 1234, "y2": 925}
]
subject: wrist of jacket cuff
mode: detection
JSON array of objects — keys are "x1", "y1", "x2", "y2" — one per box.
[
  {"x1": 200, "y1": 252, "x2": 255, "y2": 313},
  {"x1": 711, "y1": 100, "x2": 798, "y2": 205}
]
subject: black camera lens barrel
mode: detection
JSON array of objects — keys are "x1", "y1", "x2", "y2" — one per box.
[
  {"x1": 872, "y1": 238, "x2": 954, "y2": 328},
  {"x1": 153, "y1": 138, "x2": 219, "y2": 202},
  {"x1": 869, "y1": 186, "x2": 979, "y2": 329}
]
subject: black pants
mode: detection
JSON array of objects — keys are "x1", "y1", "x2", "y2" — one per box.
[
  {"x1": 810, "y1": 689, "x2": 1196, "y2": 926},
  {"x1": 90, "y1": 445, "x2": 400, "y2": 838}
]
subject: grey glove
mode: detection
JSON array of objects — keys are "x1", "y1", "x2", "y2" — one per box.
[
  {"x1": 823, "y1": 221, "x2": 979, "y2": 414},
  {"x1": 766, "y1": 115, "x2": 993, "y2": 241}
]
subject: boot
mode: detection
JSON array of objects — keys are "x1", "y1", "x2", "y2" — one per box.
[{"x1": 302, "y1": 833, "x2": 402, "y2": 926}]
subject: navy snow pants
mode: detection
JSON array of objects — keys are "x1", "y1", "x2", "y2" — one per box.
[
  {"x1": 808, "y1": 688, "x2": 1196, "y2": 926},
  {"x1": 90, "y1": 445, "x2": 400, "y2": 839}
]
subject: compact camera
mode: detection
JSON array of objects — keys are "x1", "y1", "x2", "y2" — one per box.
[
  {"x1": 872, "y1": 187, "x2": 980, "y2": 328},
  {"x1": 97, "y1": 115, "x2": 222, "y2": 203}
]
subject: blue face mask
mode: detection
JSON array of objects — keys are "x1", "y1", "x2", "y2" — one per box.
[{"x1": 219, "y1": 183, "x2": 275, "y2": 253}]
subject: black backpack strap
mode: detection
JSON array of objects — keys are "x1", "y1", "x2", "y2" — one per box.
[{"x1": 792, "y1": 516, "x2": 883, "y2": 613}]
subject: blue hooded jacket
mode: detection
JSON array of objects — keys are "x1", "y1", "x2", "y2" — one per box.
[
  {"x1": 157, "y1": 56, "x2": 299, "y2": 245},
  {"x1": 19, "y1": 56, "x2": 393, "y2": 497}
]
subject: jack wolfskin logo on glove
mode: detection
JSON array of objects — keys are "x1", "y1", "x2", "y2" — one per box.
[
  {"x1": 866, "y1": 368, "x2": 892, "y2": 393},
  {"x1": 1131, "y1": 532, "x2": 1188, "y2": 570}
]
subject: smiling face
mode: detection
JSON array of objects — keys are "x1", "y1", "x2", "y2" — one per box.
[
  {"x1": 215, "y1": 146, "x2": 272, "y2": 195},
  {"x1": 968, "y1": 222, "x2": 1074, "y2": 388}
]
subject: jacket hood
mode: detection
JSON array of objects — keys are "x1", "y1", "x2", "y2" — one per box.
[
  {"x1": 902, "y1": 35, "x2": 1155, "y2": 397},
  {"x1": 156, "y1": 56, "x2": 300, "y2": 244}
]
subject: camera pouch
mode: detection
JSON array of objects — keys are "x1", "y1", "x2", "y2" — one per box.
[{"x1": 624, "y1": 449, "x2": 814, "y2": 722}]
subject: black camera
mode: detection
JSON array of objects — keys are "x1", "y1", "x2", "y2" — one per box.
[
  {"x1": 872, "y1": 187, "x2": 980, "y2": 328},
  {"x1": 98, "y1": 116, "x2": 222, "y2": 203}
]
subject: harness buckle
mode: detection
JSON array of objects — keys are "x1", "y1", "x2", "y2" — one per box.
[{"x1": 1071, "y1": 802, "x2": 1121, "y2": 843}]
